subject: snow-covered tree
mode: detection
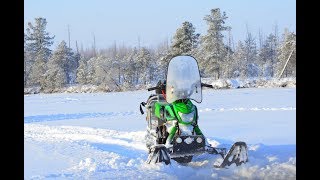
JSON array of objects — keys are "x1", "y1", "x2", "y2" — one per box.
[
  {"x1": 147, "y1": 49, "x2": 158, "y2": 84},
  {"x1": 42, "y1": 64, "x2": 66, "y2": 92},
  {"x1": 170, "y1": 21, "x2": 200, "y2": 56},
  {"x1": 109, "y1": 42, "x2": 122, "y2": 84},
  {"x1": 42, "y1": 41, "x2": 70, "y2": 91},
  {"x1": 258, "y1": 33, "x2": 278, "y2": 77},
  {"x1": 150, "y1": 39, "x2": 171, "y2": 81},
  {"x1": 94, "y1": 55, "x2": 122, "y2": 91},
  {"x1": 92, "y1": 55, "x2": 109, "y2": 85},
  {"x1": 223, "y1": 29, "x2": 235, "y2": 79},
  {"x1": 28, "y1": 48, "x2": 47, "y2": 87},
  {"x1": 231, "y1": 41, "x2": 247, "y2": 78},
  {"x1": 86, "y1": 57, "x2": 98, "y2": 85},
  {"x1": 116, "y1": 44, "x2": 132, "y2": 84},
  {"x1": 136, "y1": 47, "x2": 152, "y2": 84},
  {"x1": 66, "y1": 49, "x2": 80, "y2": 84},
  {"x1": 196, "y1": 8, "x2": 230, "y2": 79},
  {"x1": 24, "y1": 33, "x2": 30, "y2": 86},
  {"x1": 276, "y1": 29, "x2": 296, "y2": 77},
  {"x1": 76, "y1": 56, "x2": 89, "y2": 85},
  {"x1": 25, "y1": 17, "x2": 54, "y2": 59},
  {"x1": 122, "y1": 48, "x2": 138, "y2": 86},
  {"x1": 25, "y1": 17, "x2": 54, "y2": 86},
  {"x1": 244, "y1": 31, "x2": 259, "y2": 77}
]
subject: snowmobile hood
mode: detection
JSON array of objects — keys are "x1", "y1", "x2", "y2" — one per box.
[{"x1": 172, "y1": 100, "x2": 194, "y2": 114}]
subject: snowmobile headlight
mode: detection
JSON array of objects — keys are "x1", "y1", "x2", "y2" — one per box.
[
  {"x1": 184, "y1": 137, "x2": 194, "y2": 144},
  {"x1": 196, "y1": 137, "x2": 203, "y2": 143},
  {"x1": 176, "y1": 137, "x2": 182, "y2": 143},
  {"x1": 178, "y1": 111, "x2": 195, "y2": 123}
]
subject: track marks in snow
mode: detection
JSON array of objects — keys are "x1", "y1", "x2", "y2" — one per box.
[
  {"x1": 24, "y1": 106, "x2": 295, "y2": 123},
  {"x1": 25, "y1": 124, "x2": 147, "y2": 151},
  {"x1": 24, "y1": 111, "x2": 138, "y2": 123},
  {"x1": 199, "y1": 107, "x2": 296, "y2": 112}
]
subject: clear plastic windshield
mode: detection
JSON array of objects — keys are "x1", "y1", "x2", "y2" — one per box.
[{"x1": 166, "y1": 56, "x2": 202, "y2": 103}]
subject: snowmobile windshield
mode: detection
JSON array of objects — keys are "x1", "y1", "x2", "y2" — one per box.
[{"x1": 166, "y1": 56, "x2": 202, "y2": 103}]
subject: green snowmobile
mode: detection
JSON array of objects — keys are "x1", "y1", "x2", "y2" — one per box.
[{"x1": 139, "y1": 55, "x2": 248, "y2": 168}]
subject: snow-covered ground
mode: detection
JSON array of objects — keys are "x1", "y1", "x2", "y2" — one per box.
[{"x1": 24, "y1": 88, "x2": 296, "y2": 179}]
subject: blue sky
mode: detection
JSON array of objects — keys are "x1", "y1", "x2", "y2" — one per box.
[{"x1": 24, "y1": 0, "x2": 296, "y2": 50}]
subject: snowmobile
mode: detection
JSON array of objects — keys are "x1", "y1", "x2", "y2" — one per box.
[{"x1": 139, "y1": 55, "x2": 248, "y2": 168}]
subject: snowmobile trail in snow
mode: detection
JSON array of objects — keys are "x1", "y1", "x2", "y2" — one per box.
[
  {"x1": 25, "y1": 106, "x2": 294, "y2": 123},
  {"x1": 24, "y1": 111, "x2": 137, "y2": 123}
]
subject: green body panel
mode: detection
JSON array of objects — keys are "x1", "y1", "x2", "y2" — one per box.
[
  {"x1": 154, "y1": 102, "x2": 176, "y2": 120},
  {"x1": 172, "y1": 100, "x2": 196, "y2": 125},
  {"x1": 172, "y1": 100, "x2": 194, "y2": 114},
  {"x1": 153, "y1": 99, "x2": 203, "y2": 143},
  {"x1": 154, "y1": 100, "x2": 198, "y2": 124},
  {"x1": 154, "y1": 102, "x2": 162, "y2": 118}
]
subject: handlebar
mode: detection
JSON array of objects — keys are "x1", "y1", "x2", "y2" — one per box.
[
  {"x1": 147, "y1": 86, "x2": 158, "y2": 91},
  {"x1": 148, "y1": 82, "x2": 213, "y2": 91},
  {"x1": 148, "y1": 80, "x2": 167, "y2": 92},
  {"x1": 201, "y1": 83, "x2": 213, "y2": 88}
]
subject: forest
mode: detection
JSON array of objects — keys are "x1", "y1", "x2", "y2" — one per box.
[{"x1": 24, "y1": 8, "x2": 296, "y2": 93}]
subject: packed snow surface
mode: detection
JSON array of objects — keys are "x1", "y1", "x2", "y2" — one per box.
[{"x1": 25, "y1": 88, "x2": 296, "y2": 179}]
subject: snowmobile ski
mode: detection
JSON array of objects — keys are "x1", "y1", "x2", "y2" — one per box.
[
  {"x1": 146, "y1": 145, "x2": 171, "y2": 165},
  {"x1": 214, "y1": 141, "x2": 248, "y2": 168}
]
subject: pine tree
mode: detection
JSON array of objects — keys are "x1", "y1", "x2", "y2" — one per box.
[
  {"x1": 258, "y1": 33, "x2": 278, "y2": 77},
  {"x1": 76, "y1": 56, "x2": 88, "y2": 85},
  {"x1": 244, "y1": 31, "x2": 259, "y2": 78},
  {"x1": 196, "y1": 8, "x2": 230, "y2": 79},
  {"x1": 223, "y1": 47, "x2": 234, "y2": 78},
  {"x1": 66, "y1": 48, "x2": 80, "y2": 84},
  {"x1": 231, "y1": 41, "x2": 247, "y2": 78},
  {"x1": 29, "y1": 48, "x2": 47, "y2": 87},
  {"x1": 86, "y1": 57, "x2": 98, "y2": 85},
  {"x1": 93, "y1": 55, "x2": 108, "y2": 85},
  {"x1": 136, "y1": 47, "x2": 152, "y2": 84},
  {"x1": 25, "y1": 17, "x2": 55, "y2": 86},
  {"x1": 153, "y1": 39, "x2": 171, "y2": 81},
  {"x1": 42, "y1": 41, "x2": 70, "y2": 91},
  {"x1": 123, "y1": 48, "x2": 138, "y2": 86},
  {"x1": 171, "y1": 21, "x2": 200, "y2": 56},
  {"x1": 25, "y1": 17, "x2": 54, "y2": 59},
  {"x1": 24, "y1": 33, "x2": 29, "y2": 86}
]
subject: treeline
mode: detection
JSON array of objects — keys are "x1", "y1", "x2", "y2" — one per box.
[{"x1": 24, "y1": 8, "x2": 296, "y2": 93}]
